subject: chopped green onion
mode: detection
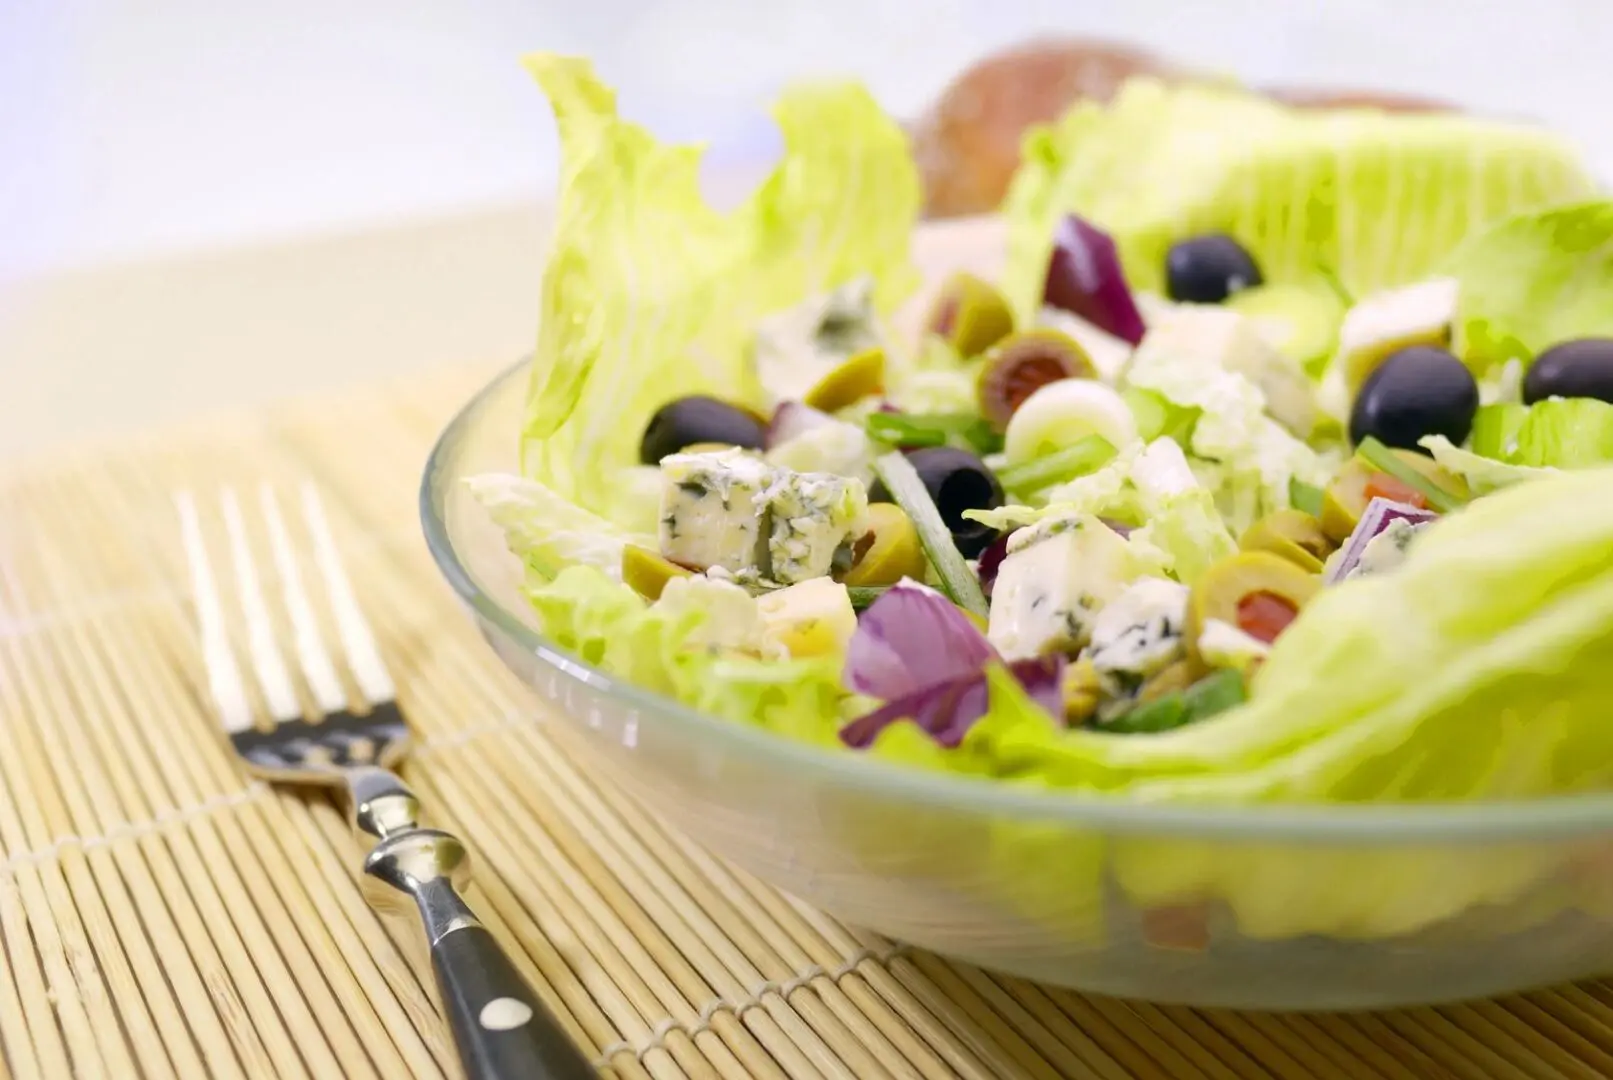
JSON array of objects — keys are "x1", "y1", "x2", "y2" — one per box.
[
  {"x1": 1101, "y1": 668, "x2": 1246, "y2": 734},
  {"x1": 870, "y1": 451, "x2": 988, "y2": 618},
  {"x1": 846, "y1": 585, "x2": 887, "y2": 611},
  {"x1": 998, "y1": 436, "x2": 1117, "y2": 495},
  {"x1": 865, "y1": 412, "x2": 1002, "y2": 456},
  {"x1": 1288, "y1": 477, "x2": 1325, "y2": 517},
  {"x1": 1355, "y1": 437, "x2": 1468, "y2": 512}
]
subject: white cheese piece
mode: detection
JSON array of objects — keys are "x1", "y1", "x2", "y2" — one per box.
[
  {"x1": 989, "y1": 517, "x2": 1144, "y2": 660},
  {"x1": 1134, "y1": 304, "x2": 1318, "y2": 436},
  {"x1": 1196, "y1": 618, "x2": 1270, "y2": 673},
  {"x1": 1085, "y1": 577, "x2": 1190, "y2": 688},
  {"x1": 1344, "y1": 518, "x2": 1425, "y2": 581},
  {"x1": 751, "y1": 277, "x2": 882, "y2": 408},
  {"x1": 766, "y1": 471, "x2": 869, "y2": 585},
  {"x1": 757, "y1": 577, "x2": 858, "y2": 658},
  {"x1": 657, "y1": 450, "x2": 774, "y2": 575},
  {"x1": 1331, "y1": 277, "x2": 1459, "y2": 399}
]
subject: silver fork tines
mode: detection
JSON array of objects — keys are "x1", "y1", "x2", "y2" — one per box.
[{"x1": 176, "y1": 483, "x2": 409, "y2": 779}]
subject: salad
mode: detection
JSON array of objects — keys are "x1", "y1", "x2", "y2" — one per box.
[{"x1": 472, "y1": 54, "x2": 1613, "y2": 820}]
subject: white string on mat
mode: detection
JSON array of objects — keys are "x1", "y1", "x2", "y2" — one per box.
[
  {"x1": 590, "y1": 942, "x2": 914, "y2": 1070},
  {"x1": 0, "y1": 784, "x2": 270, "y2": 877}
]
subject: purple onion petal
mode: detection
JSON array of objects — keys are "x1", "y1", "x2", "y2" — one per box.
[
  {"x1": 976, "y1": 534, "x2": 1011, "y2": 598},
  {"x1": 1043, "y1": 215, "x2": 1148, "y2": 346},
  {"x1": 1007, "y1": 655, "x2": 1068, "y2": 725},
  {"x1": 843, "y1": 579, "x2": 995, "y2": 700},
  {"x1": 838, "y1": 655, "x2": 1067, "y2": 750},
  {"x1": 1325, "y1": 497, "x2": 1440, "y2": 584}
]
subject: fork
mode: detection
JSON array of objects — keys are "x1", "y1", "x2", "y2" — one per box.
[{"x1": 176, "y1": 483, "x2": 597, "y2": 1080}]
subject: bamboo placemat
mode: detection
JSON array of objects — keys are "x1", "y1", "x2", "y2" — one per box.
[{"x1": 6, "y1": 362, "x2": 1613, "y2": 1080}]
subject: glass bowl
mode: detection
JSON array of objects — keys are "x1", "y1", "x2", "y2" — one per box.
[{"x1": 422, "y1": 356, "x2": 1613, "y2": 1010}]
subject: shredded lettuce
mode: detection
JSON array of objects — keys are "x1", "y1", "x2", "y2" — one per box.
[
  {"x1": 968, "y1": 439, "x2": 1234, "y2": 586},
  {"x1": 1001, "y1": 80, "x2": 1594, "y2": 321}
]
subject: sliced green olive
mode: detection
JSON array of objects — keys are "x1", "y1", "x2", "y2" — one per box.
[
  {"x1": 622, "y1": 544, "x2": 692, "y2": 601},
  {"x1": 1062, "y1": 658, "x2": 1103, "y2": 725},
  {"x1": 842, "y1": 504, "x2": 927, "y2": 587},
  {"x1": 976, "y1": 329, "x2": 1096, "y2": 432},
  {"x1": 1239, "y1": 510, "x2": 1333, "y2": 574},
  {"x1": 1186, "y1": 551, "x2": 1320, "y2": 662},
  {"x1": 926, "y1": 272, "x2": 1015, "y2": 358},
  {"x1": 804, "y1": 347, "x2": 885, "y2": 413}
]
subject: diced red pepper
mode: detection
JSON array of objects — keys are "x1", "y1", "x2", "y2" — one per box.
[
  {"x1": 1237, "y1": 591, "x2": 1300, "y2": 645},
  {"x1": 1364, "y1": 472, "x2": 1429, "y2": 509}
]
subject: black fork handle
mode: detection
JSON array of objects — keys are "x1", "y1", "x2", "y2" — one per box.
[{"x1": 353, "y1": 770, "x2": 597, "y2": 1079}]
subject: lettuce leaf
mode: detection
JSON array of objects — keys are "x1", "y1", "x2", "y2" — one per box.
[
  {"x1": 528, "y1": 565, "x2": 845, "y2": 743},
  {"x1": 1419, "y1": 436, "x2": 1553, "y2": 494},
  {"x1": 1510, "y1": 397, "x2": 1613, "y2": 468},
  {"x1": 518, "y1": 53, "x2": 921, "y2": 525},
  {"x1": 466, "y1": 472, "x2": 651, "y2": 581},
  {"x1": 1001, "y1": 80, "x2": 1595, "y2": 321},
  {"x1": 1444, "y1": 200, "x2": 1613, "y2": 373}
]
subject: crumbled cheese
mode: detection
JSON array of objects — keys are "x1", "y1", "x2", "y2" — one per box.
[
  {"x1": 988, "y1": 517, "x2": 1144, "y2": 660},
  {"x1": 757, "y1": 577, "x2": 857, "y2": 658},
  {"x1": 658, "y1": 450, "x2": 774, "y2": 575},
  {"x1": 766, "y1": 472, "x2": 869, "y2": 585},
  {"x1": 1196, "y1": 618, "x2": 1270, "y2": 673},
  {"x1": 1085, "y1": 577, "x2": 1190, "y2": 687},
  {"x1": 1345, "y1": 518, "x2": 1425, "y2": 580},
  {"x1": 656, "y1": 450, "x2": 868, "y2": 586}
]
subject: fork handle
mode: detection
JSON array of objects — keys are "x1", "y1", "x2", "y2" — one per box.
[
  {"x1": 431, "y1": 915, "x2": 598, "y2": 1080},
  {"x1": 363, "y1": 828, "x2": 596, "y2": 1080}
]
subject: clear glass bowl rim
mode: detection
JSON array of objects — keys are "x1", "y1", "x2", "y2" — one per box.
[{"x1": 420, "y1": 355, "x2": 1613, "y2": 844}]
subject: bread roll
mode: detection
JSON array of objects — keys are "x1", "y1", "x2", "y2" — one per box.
[
  {"x1": 910, "y1": 38, "x2": 1182, "y2": 219},
  {"x1": 912, "y1": 38, "x2": 1458, "y2": 219}
]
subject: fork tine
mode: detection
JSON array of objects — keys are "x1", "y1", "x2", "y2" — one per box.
[
  {"x1": 260, "y1": 484, "x2": 349, "y2": 717},
  {"x1": 300, "y1": 484, "x2": 395, "y2": 705},
  {"x1": 175, "y1": 490, "x2": 256, "y2": 734},
  {"x1": 221, "y1": 486, "x2": 302, "y2": 723}
]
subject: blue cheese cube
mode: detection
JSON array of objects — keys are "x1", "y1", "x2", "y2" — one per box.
[
  {"x1": 1085, "y1": 577, "x2": 1190, "y2": 691},
  {"x1": 1344, "y1": 517, "x2": 1425, "y2": 581},
  {"x1": 766, "y1": 472, "x2": 869, "y2": 585},
  {"x1": 657, "y1": 450, "x2": 773, "y2": 575},
  {"x1": 988, "y1": 517, "x2": 1145, "y2": 660}
]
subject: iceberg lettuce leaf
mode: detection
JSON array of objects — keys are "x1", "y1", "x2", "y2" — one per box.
[{"x1": 519, "y1": 53, "x2": 921, "y2": 522}]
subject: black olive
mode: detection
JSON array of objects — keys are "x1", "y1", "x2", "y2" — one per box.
[
  {"x1": 639, "y1": 396, "x2": 767, "y2": 464},
  {"x1": 1522, "y1": 338, "x2": 1613, "y2": 406},
  {"x1": 869, "y1": 447, "x2": 1003, "y2": 558},
  {"x1": 1349, "y1": 346, "x2": 1479, "y2": 452},
  {"x1": 1165, "y1": 234, "x2": 1263, "y2": 304}
]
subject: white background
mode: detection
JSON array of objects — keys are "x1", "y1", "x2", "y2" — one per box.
[{"x1": 6, "y1": 0, "x2": 1611, "y2": 277}]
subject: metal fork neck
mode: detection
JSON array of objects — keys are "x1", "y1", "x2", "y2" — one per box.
[{"x1": 348, "y1": 766, "x2": 423, "y2": 841}]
